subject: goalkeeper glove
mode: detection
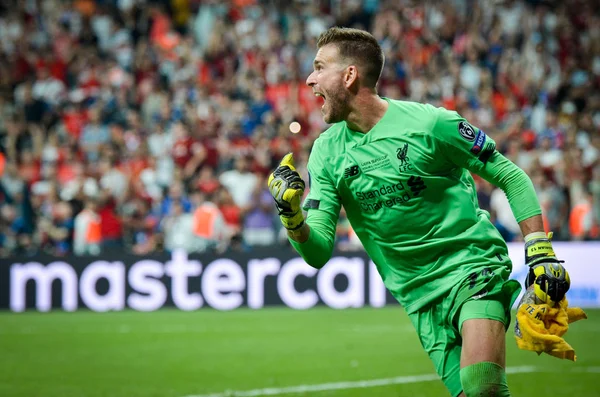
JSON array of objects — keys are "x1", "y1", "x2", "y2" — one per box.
[
  {"x1": 524, "y1": 232, "x2": 570, "y2": 304},
  {"x1": 268, "y1": 153, "x2": 305, "y2": 231}
]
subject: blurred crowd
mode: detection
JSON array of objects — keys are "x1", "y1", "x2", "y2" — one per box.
[{"x1": 0, "y1": 0, "x2": 599, "y2": 257}]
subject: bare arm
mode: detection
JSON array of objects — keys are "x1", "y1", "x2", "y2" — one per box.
[
  {"x1": 288, "y1": 223, "x2": 309, "y2": 243},
  {"x1": 519, "y1": 214, "x2": 545, "y2": 237}
]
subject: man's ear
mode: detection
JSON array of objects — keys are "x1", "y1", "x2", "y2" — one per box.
[{"x1": 344, "y1": 65, "x2": 358, "y2": 88}]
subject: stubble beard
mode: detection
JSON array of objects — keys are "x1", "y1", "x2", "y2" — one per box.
[{"x1": 322, "y1": 87, "x2": 349, "y2": 124}]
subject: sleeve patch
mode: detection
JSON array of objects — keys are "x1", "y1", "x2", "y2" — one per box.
[
  {"x1": 458, "y1": 121, "x2": 476, "y2": 141},
  {"x1": 305, "y1": 199, "x2": 320, "y2": 209},
  {"x1": 478, "y1": 142, "x2": 496, "y2": 164},
  {"x1": 470, "y1": 130, "x2": 486, "y2": 154}
]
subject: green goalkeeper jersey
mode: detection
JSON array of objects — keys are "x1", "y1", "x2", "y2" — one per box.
[{"x1": 297, "y1": 99, "x2": 541, "y2": 313}]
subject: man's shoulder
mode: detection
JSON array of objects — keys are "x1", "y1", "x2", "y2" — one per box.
[
  {"x1": 306, "y1": 123, "x2": 347, "y2": 173},
  {"x1": 387, "y1": 100, "x2": 467, "y2": 137},
  {"x1": 311, "y1": 122, "x2": 346, "y2": 152},
  {"x1": 386, "y1": 99, "x2": 440, "y2": 116},
  {"x1": 316, "y1": 122, "x2": 345, "y2": 141},
  {"x1": 383, "y1": 99, "x2": 447, "y2": 138}
]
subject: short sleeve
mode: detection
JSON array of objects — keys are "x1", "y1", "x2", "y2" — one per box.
[
  {"x1": 432, "y1": 108, "x2": 497, "y2": 172},
  {"x1": 303, "y1": 142, "x2": 342, "y2": 218}
]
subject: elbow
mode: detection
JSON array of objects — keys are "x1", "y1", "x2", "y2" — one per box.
[
  {"x1": 296, "y1": 236, "x2": 334, "y2": 269},
  {"x1": 501, "y1": 167, "x2": 532, "y2": 195},
  {"x1": 305, "y1": 257, "x2": 329, "y2": 269},
  {"x1": 493, "y1": 167, "x2": 524, "y2": 193},
  {"x1": 294, "y1": 215, "x2": 337, "y2": 269},
  {"x1": 298, "y1": 243, "x2": 333, "y2": 269}
]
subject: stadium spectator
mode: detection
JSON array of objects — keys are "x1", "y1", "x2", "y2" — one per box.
[
  {"x1": 218, "y1": 156, "x2": 258, "y2": 209},
  {"x1": 37, "y1": 200, "x2": 74, "y2": 256},
  {"x1": 73, "y1": 198, "x2": 101, "y2": 256},
  {"x1": 569, "y1": 188, "x2": 598, "y2": 241},
  {"x1": 161, "y1": 199, "x2": 194, "y2": 252},
  {"x1": 121, "y1": 197, "x2": 159, "y2": 255},
  {"x1": 159, "y1": 180, "x2": 191, "y2": 218},
  {"x1": 190, "y1": 190, "x2": 228, "y2": 253},
  {"x1": 241, "y1": 179, "x2": 278, "y2": 247},
  {"x1": 490, "y1": 185, "x2": 523, "y2": 242}
]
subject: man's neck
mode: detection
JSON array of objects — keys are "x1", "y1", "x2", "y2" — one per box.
[{"x1": 345, "y1": 94, "x2": 389, "y2": 133}]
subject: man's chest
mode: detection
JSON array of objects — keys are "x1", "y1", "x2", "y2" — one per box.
[{"x1": 330, "y1": 134, "x2": 455, "y2": 216}]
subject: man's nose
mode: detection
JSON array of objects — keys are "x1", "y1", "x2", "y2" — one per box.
[{"x1": 306, "y1": 71, "x2": 316, "y2": 87}]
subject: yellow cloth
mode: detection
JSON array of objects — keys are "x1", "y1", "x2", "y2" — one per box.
[{"x1": 514, "y1": 295, "x2": 587, "y2": 361}]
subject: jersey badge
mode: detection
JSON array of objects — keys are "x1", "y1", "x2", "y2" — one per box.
[
  {"x1": 396, "y1": 143, "x2": 413, "y2": 172},
  {"x1": 458, "y1": 121, "x2": 476, "y2": 141}
]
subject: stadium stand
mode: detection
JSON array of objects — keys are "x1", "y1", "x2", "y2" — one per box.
[{"x1": 0, "y1": 0, "x2": 599, "y2": 257}]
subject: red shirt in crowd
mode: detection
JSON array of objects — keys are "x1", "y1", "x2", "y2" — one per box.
[
  {"x1": 172, "y1": 137, "x2": 207, "y2": 169},
  {"x1": 19, "y1": 159, "x2": 41, "y2": 185},
  {"x1": 220, "y1": 204, "x2": 241, "y2": 231},
  {"x1": 172, "y1": 137, "x2": 195, "y2": 168},
  {"x1": 62, "y1": 108, "x2": 89, "y2": 138},
  {"x1": 99, "y1": 199, "x2": 123, "y2": 241}
]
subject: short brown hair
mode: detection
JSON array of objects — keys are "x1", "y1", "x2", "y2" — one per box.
[{"x1": 317, "y1": 27, "x2": 384, "y2": 89}]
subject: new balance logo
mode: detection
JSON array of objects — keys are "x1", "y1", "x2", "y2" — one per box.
[
  {"x1": 407, "y1": 176, "x2": 426, "y2": 196},
  {"x1": 343, "y1": 165, "x2": 360, "y2": 179}
]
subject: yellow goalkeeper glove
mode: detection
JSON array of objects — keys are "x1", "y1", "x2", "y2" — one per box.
[
  {"x1": 268, "y1": 153, "x2": 305, "y2": 231},
  {"x1": 524, "y1": 232, "x2": 570, "y2": 305}
]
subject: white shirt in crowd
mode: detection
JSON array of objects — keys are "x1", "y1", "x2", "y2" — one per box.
[
  {"x1": 32, "y1": 77, "x2": 66, "y2": 107},
  {"x1": 490, "y1": 188, "x2": 521, "y2": 235},
  {"x1": 219, "y1": 170, "x2": 258, "y2": 208},
  {"x1": 60, "y1": 178, "x2": 99, "y2": 201},
  {"x1": 73, "y1": 209, "x2": 101, "y2": 256},
  {"x1": 100, "y1": 168, "x2": 128, "y2": 201}
]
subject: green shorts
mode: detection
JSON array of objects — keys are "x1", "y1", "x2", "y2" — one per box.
[{"x1": 407, "y1": 267, "x2": 521, "y2": 397}]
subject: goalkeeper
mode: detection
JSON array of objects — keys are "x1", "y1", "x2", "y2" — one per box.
[{"x1": 269, "y1": 27, "x2": 580, "y2": 397}]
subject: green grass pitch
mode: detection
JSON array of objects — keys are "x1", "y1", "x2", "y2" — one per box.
[{"x1": 0, "y1": 307, "x2": 598, "y2": 397}]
